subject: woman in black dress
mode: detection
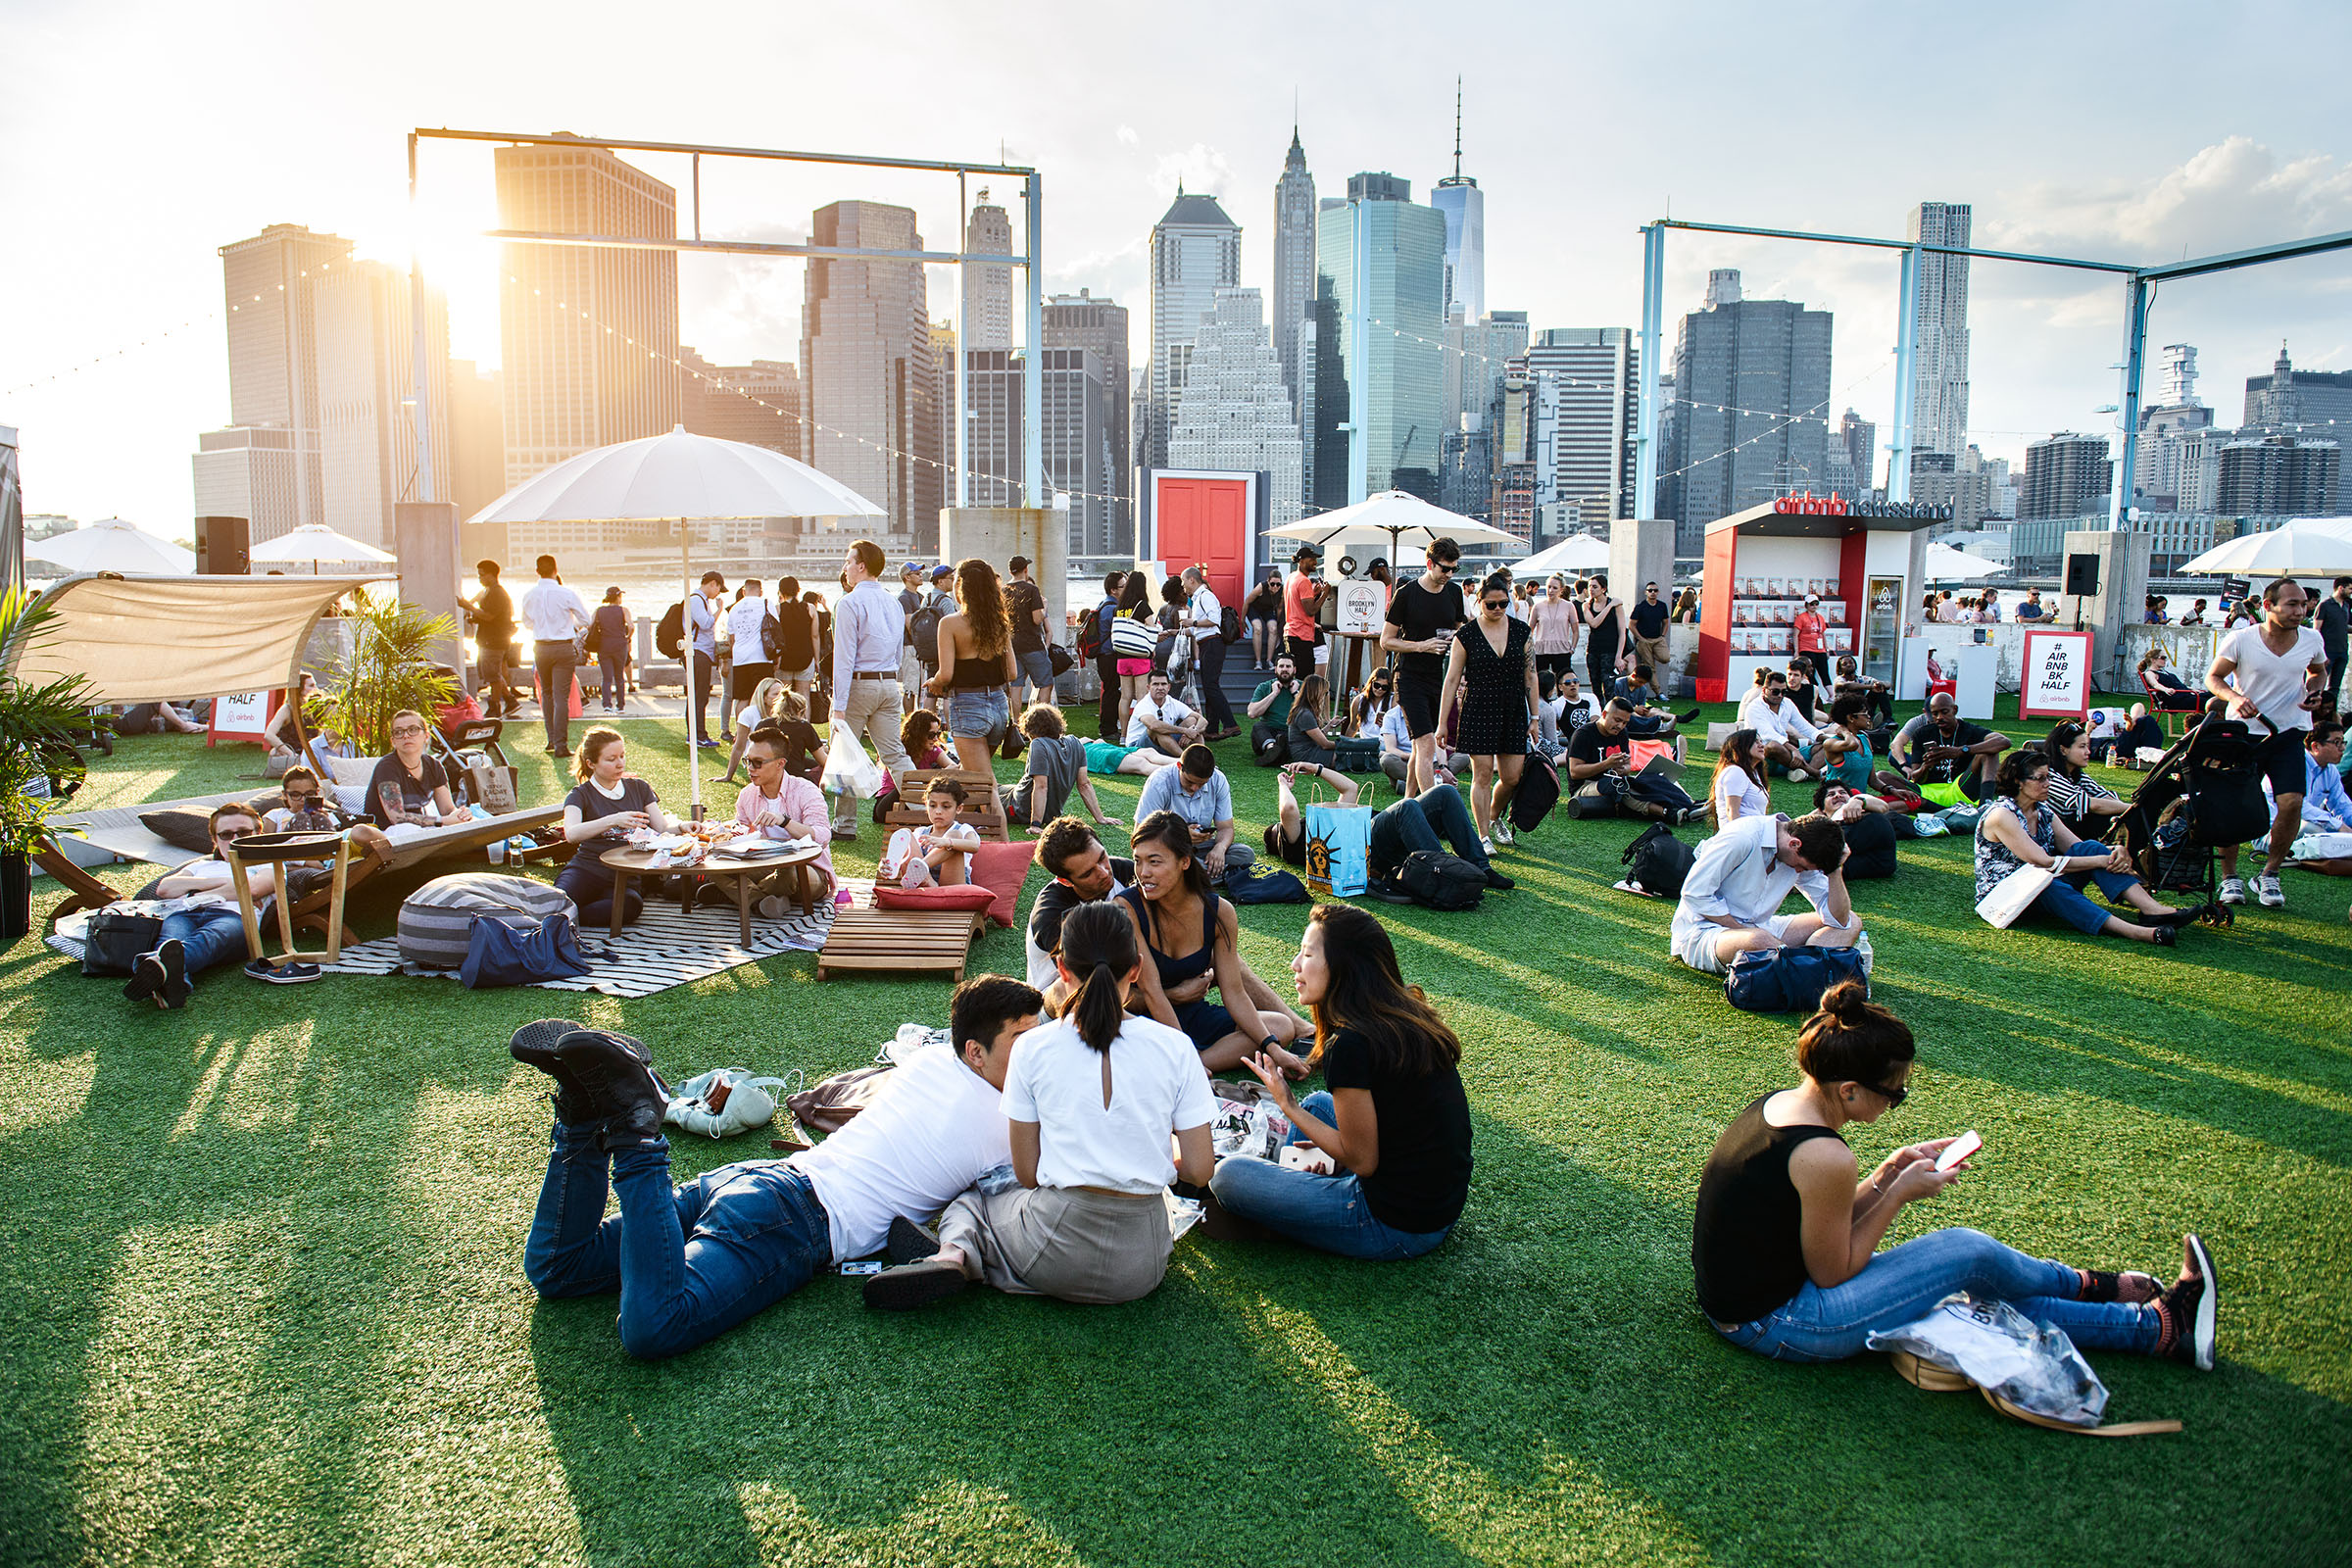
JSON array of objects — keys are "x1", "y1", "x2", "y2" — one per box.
[{"x1": 1437, "y1": 571, "x2": 1541, "y2": 851}]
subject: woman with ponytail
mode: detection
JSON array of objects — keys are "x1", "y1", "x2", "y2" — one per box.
[
  {"x1": 1691, "y1": 982, "x2": 2220, "y2": 1370},
  {"x1": 862, "y1": 901, "x2": 1217, "y2": 1312},
  {"x1": 1207, "y1": 906, "x2": 1473, "y2": 1259}
]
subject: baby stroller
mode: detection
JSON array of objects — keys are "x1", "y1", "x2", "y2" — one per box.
[{"x1": 2106, "y1": 710, "x2": 2274, "y2": 928}]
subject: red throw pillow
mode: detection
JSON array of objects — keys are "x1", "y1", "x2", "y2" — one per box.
[
  {"x1": 967, "y1": 838, "x2": 1038, "y2": 929},
  {"x1": 873, "y1": 884, "x2": 998, "y2": 915}
]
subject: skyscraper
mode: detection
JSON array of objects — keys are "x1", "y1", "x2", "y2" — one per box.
[
  {"x1": 495, "y1": 141, "x2": 679, "y2": 497},
  {"x1": 930, "y1": 320, "x2": 957, "y2": 503},
  {"x1": 802, "y1": 199, "x2": 941, "y2": 549},
  {"x1": 1430, "y1": 82, "x2": 1485, "y2": 328},
  {"x1": 1522, "y1": 327, "x2": 1638, "y2": 531},
  {"x1": 961, "y1": 192, "x2": 1014, "y2": 352},
  {"x1": 2217, "y1": 436, "x2": 2342, "y2": 514},
  {"x1": 1439, "y1": 310, "x2": 1528, "y2": 520},
  {"x1": 448, "y1": 359, "x2": 505, "y2": 530},
  {"x1": 1043, "y1": 290, "x2": 1133, "y2": 552},
  {"x1": 959, "y1": 348, "x2": 1117, "y2": 556},
  {"x1": 2244, "y1": 341, "x2": 2352, "y2": 436},
  {"x1": 1311, "y1": 176, "x2": 1446, "y2": 508},
  {"x1": 1271, "y1": 128, "x2": 1317, "y2": 422},
  {"x1": 1906, "y1": 201, "x2": 1972, "y2": 461},
  {"x1": 1167, "y1": 287, "x2": 1304, "y2": 535},
  {"x1": 679, "y1": 348, "x2": 803, "y2": 460},
  {"x1": 1838, "y1": 409, "x2": 1877, "y2": 494},
  {"x1": 2018, "y1": 433, "x2": 2112, "y2": 520},
  {"x1": 197, "y1": 223, "x2": 452, "y2": 547},
  {"x1": 1147, "y1": 189, "x2": 1241, "y2": 489},
  {"x1": 1659, "y1": 270, "x2": 1832, "y2": 556},
  {"x1": 2132, "y1": 343, "x2": 2212, "y2": 509}
]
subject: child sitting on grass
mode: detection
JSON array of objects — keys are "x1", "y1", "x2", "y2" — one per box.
[{"x1": 881, "y1": 777, "x2": 983, "y2": 889}]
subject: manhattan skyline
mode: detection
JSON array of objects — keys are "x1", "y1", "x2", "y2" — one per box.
[{"x1": 3, "y1": 0, "x2": 2348, "y2": 534}]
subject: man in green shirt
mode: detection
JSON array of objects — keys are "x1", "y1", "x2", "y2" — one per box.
[{"x1": 1247, "y1": 653, "x2": 1301, "y2": 766}]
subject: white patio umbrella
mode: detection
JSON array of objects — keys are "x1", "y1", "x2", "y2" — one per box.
[
  {"x1": 1923, "y1": 541, "x2": 2003, "y2": 583},
  {"x1": 470, "y1": 426, "x2": 885, "y2": 813},
  {"x1": 1516, "y1": 533, "x2": 1612, "y2": 574},
  {"x1": 24, "y1": 517, "x2": 195, "y2": 575},
  {"x1": 2179, "y1": 522, "x2": 2352, "y2": 578},
  {"x1": 1267, "y1": 492, "x2": 1514, "y2": 572},
  {"x1": 249, "y1": 522, "x2": 398, "y2": 572}
]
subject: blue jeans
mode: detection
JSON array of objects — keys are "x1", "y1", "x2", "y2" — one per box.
[
  {"x1": 2030, "y1": 867, "x2": 2143, "y2": 936},
  {"x1": 1714, "y1": 1226, "x2": 2161, "y2": 1363},
  {"x1": 555, "y1": 857, "x2": 644, "y2": 927},
  {"x1": 157, "y1": 904, "x2": 251, "y2": 980},
  {"x1": 1369, "y1": 783, "x2": 1489, "y2": 880},
  {"x1": 598, "y1": 653, "x2": 626, "y2": 709},
  {"x1": 1209, "y1": 1093, "x2": 1455, "y2": 1260},
  {"x1": 523, "y1": 1122, "x2": 833, "y2": 1360},
  {"x1": 948, "y1": 688, "x2": 1008, "y2": 747}
]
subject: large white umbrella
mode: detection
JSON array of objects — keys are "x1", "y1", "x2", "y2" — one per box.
[
  {"x1": 1267, "y1": 491, "x2": 1514, "y2": 571},
  {"x1": 471, "y1": 425, "x2": 886, "y2": 813},
  {"x1": 24, "y1": 517, "x2": 195, "y2": 575},
  {"x1": 1516, "y1": 533, "x2": 1611, "y2": 574},
  {"x1": 2179, "y1": 522, "x2": 2352, "y2": 578},
  {"x1": 1923, "y1": 541, "x2": 2003, "y2": 583},
  {"x1": 249, "y1": 522, "x2": 398, "y2": 572}
]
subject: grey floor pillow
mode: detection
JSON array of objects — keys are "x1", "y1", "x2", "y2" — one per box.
[{"x1": 398, "y1": 873, "x2": 577, "y2": 969}]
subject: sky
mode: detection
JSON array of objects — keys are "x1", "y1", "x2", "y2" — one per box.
[{"x1": 5, "y1": 0, "x2": 2350, "y2": 533}]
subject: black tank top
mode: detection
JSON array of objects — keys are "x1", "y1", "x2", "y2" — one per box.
[
  {"x1": 948, "y1": 649, "x2": 1004, "y2": 689},
  {"x1": 1691, "y1": 1094, "x2": 1844, "y2": 1324}
]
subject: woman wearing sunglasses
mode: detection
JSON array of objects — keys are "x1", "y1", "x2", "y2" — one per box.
[
  {"x1": 1436, "y1": 572, "x2": 1540, "y2": 852},
  {"x1": 1694, "y1": 982, "x2": 2219, "y2": 1371}
]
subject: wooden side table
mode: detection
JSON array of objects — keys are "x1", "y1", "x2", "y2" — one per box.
[{"x1": 227, "y1": 831, "x2": 360, "y2": 965}]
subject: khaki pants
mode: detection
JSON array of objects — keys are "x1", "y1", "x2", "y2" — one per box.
[
  {"x1": 937, "y1": 1184, "x2": 1172, "y2": 1304},
  {"x1": 1634, "y1": 633, "x2": 1671, "y2": 683},
  {"x1": 830, "y1": 676, "x2": 912, "y2": 831}
]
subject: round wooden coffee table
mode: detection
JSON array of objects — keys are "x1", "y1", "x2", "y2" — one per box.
[{"x1": 598, "y1": 844, "x2": 825, "y2": 944}]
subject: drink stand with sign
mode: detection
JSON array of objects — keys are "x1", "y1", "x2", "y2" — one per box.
[{"x1": 1694, "y1": 496, "x2": 1947, "y2": 704}]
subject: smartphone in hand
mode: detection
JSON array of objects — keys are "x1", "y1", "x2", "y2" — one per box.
[{"x1": 1935, "y1": 1130, "x2": 1983, "y2": 1172}]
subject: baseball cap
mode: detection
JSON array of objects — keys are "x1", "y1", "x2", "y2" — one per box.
[
  {"x1": 1804, "y1": 593, "x2": 1820, "y2": 604},
  {"x1": 900, "y1": 563, "x2": 922, "y2": 579},
  {"x1": 932, "y1": 564, "x2": 954, "y2": 581}
]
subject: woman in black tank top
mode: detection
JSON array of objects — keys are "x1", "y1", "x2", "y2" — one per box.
[
  {"x1": 925, "y1": 559, "x2": 1016, "y2": 775},
  {"x1": 1692, "y1": 982, "x2": 2220, "y2": 1371}
]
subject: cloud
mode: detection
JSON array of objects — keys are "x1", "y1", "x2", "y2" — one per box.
[
  {"x1": 1988, "y1": 136, "x2": 2352, "y2": 265},
  {"x1": 1149, "y1": 143, "x2": 1233, "y2": 201}
]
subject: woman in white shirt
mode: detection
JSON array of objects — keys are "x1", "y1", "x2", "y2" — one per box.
[
  {"x1": 864, "y1": 901, "x2": 1216, "y2": 1310},
  {"x1": 1713, "y1": 728, "x2": 1773, "y2": 826}
]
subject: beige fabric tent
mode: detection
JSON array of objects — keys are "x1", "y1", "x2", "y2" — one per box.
[{"x1": 4, "y1": 573, "x2": 387, "y2": 703}]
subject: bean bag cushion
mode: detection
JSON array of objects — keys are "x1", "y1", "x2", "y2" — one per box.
[
  {"x1": 398, "y1": 872, "x2": 576, "y2": 968},
  {"x1": 873, "y1": 884, "x2": 997, "y2": 915}
]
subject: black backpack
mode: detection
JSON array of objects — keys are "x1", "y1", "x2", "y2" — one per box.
[
  {"x1": 908, "y1": 591, "x2": 946, "y2": 667},
  {"x1": 1224, "y1": 861, "x2": 1310, "y2": 905},
  {"x1": 1510, "y1": 752, "x2": 1560, "y2": 832},
  {"x1": 1620, "y1": 822, "x2": 1695, "y2": 898},
  {"x1": 1220, "y1": 604, "x2": 1244, "y2": 644},
  {"x1": 656, "y1": 601, "x2": 686, "y2": 661},
  {"x1": 1398, "y1": 850, "x2": 1485, "y2": 911}
]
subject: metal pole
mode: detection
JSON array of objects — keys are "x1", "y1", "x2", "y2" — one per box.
[
  {"x1": 956, "y1": 173, "x2": 968, "y2": 511},
  {"x1": 692, "y1": 154, "x2": 701, "y2": 242},
  {"x1": 1886, "y1": 243, "x2": 1920, "y2": 504},
  {"x1": 1023, "y1": 172, "x2": 1045, "y2": 511},
  {"x1": 408, "y1": 134, "x2": 435, "y2": 506},
  {"x1": 2110, "y1": 276, "x2": 2149, "y2": 531},
  {"x1": 1635, "y1": 222, "x2": 1664, "y2": 520},
  {"x1": 1348, "y1": 200, "x2": 1369, "y2": 505},
  {"x1": 682, "y1": 521, "x2": 701, "y2": 814}
]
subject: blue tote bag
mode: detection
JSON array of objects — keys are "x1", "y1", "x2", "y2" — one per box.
[{"x1": 1302, "y1": 793, "x2": 1373, "y2": 898}]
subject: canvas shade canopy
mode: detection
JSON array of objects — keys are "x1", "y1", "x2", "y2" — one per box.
[
  {"x1": 2179, "y1": 522, "x2": 2352, "y2": 578},
  {"x1": 248, "y1": 523, "x2": 399, "y2": 570},
  {"x1": 24, "y1": 518, "x2": 195, "y2": 576},
  {"x1": 1515, "y1": 533, "x2": 1612, "y2": 574},
  {"x1": 5, "y1": 573, "x2": 387, "y2": 704},
  {"x1": 468, "y1": 425, "x2": 885, "y2": 809}
]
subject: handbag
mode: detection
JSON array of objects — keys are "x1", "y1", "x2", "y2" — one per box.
[
  {"x1": 1975, "y1": 861, "x2": 2057, "y2": 929},
  {"x1": 1107, "y1": 612, "x2": 1156, "y2": 660},
  {"x1": 1048, "y1": 641, "x2": 1073, "y2": 677},
  {"x1": 1724, "y1": 944, "x2": 1868, "y2": 1012},
  {"x1": 458, "y1": 912, "x2": 596, "y2": 989},
  {"x1": 81, "y1": 906, "x2": 166, "y2": 977},
  {"x1": 579, "y1": 618, "x2": 603, "y2": 658}
]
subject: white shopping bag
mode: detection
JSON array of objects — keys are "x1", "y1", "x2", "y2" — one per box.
[
  {"x1": 1974, "y1": 862, "x2": 2056, "y2": 929},
  {"x1": 820, "y1": 721, "x2": 888, "y2": 798}
]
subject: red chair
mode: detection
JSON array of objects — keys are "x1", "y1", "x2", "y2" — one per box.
[{"x1": 2138, "y1": 669, "x2": 2202, "y2": 736}]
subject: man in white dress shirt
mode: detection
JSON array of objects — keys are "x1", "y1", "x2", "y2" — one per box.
[
  {"x1": 1670, "y1": 810, "x2": 1864, "y2": 975},
  {"x1": 1181, "y1": 566, "x2": 1237, "y2": 739},
  {"x1": 829, "y1": 539, "x2": 915, "y2": 840},
  {"x1": 518, "y1": 555, "x2": 591, "y2": 756}
]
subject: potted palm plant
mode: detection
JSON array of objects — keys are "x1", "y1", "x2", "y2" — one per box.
[
  {"x1": 321, "y1": 592, "x2": 459, "y2": 755},
  {"x1": 0, "y1": 587, "x2": 98, "y2": 940}
]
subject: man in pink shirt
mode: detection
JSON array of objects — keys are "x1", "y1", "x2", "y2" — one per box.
[
  {"x1": 736, "y1": 727, "x2": 836, "y2": 911},
  {"x1": 1793, "y1": 595, "x2": 1830, "y2": 686}
]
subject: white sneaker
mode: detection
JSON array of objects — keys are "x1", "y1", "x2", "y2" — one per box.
[
  {"x1": 2256, "y1": 874, "x2": 2284, "y2": 908},
  {"x1": 1480, "y1": 835, "x2": 1494, "y2": 858},
  {"x1": 2218, "y1": 877, "x2": 2246, "y2": 905},
  {"x1": 1493, "y1": 818, "x2": 1515, "y2": 846}
]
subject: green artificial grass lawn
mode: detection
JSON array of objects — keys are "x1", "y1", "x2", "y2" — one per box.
[{"x1": 2, "y1": 696, "x2": 2347, "y2": 1568}]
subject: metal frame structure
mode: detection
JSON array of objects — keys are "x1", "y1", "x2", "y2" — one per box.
[
  {"x1": 403, "y1": 127, "x2": 1045, "y2": 519},
  {"x1": 1635, "y1": 217, "x2": 2352, "y2": 532}
]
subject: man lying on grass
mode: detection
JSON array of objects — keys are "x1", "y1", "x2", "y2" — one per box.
[{"x1": 511, "y1": 976, "x2": 1041, "y2": 1359}]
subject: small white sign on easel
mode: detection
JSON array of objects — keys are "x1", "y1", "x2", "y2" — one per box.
[{"x1": 1335, "y1": 578, "x2": 1389, "y2": 638}]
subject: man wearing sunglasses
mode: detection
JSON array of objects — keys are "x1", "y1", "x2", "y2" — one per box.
[
  {"x1": 1381, "y1": 536, "x2": 1467, "y2": 797},
  {"x1": 127, "y1": 802, "x2": 316, "y2": 1008}
]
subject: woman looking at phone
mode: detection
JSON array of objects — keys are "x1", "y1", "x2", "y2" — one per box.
[
  {"x1": 1692, "y1": 982, "x2": 2218, "y2": 1369},
  {"x1": 1207, "y1": 906, "x2": 1472, "y2": 1259}
]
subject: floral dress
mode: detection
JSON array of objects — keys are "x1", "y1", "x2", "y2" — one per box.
[{"x1": 1973, "y1": 798, "x2": 2054, "y2": 904}]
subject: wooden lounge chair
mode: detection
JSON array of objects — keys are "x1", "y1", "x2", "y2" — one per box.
[
  {"x1": 813, "y1": 902, "x2": 987, "y2": 983},
  {"x1": 879, "y1": 768, "x2": 1011, "y2": 843}
]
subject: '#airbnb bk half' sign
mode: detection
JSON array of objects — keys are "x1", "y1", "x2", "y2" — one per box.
[{"x1": 2019, "y1": 630, "x2": 2092, "y2": 720}]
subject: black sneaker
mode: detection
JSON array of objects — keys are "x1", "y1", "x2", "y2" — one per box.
[
  {"x1": 551, "y1": 1028, "x2": 667, "y2": 1146},
  {"x1": 123, "y1": 949, "x2": 168, "y2": 1005},
  {"x1": 861, "y1": 1257, "x2": 969, "y2": 1311},
  {"x1": 244, "y1": 957, "x2": 321, "y2": 984},
  {"x1": 1368, "y1": 877, "x2": 1416, "y2": 906},
  {"x1": 886, "y1": 1215, "x2": 941, "y2": 1265},
  {"x1": 2157, "y1": 1233, "x2": 2218, "y2": 1371},
  {"x1": 1677, "y1": 707, "x2": 1703, "y2": 725},
  {"x1": 125, "y1": 939, "x2": 190, "y2": 1008},
  {"x1": 511, "y1": 1018, "x2": 648, "y2": 1123},
  {"x1": 1483, "y1": 866, "x2": 1516, "y2": 891}
]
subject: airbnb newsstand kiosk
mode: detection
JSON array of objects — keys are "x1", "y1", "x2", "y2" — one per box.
[{"x1": 1696, "y1": 496, "x2": 1946, "y2": 704}]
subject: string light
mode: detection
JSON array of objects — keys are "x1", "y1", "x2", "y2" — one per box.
[{"x1": 2, "y1": 311, "x2": 220, "y2": 396}]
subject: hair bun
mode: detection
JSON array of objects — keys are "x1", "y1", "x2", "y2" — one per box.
[{"x1": 1818, "y1": 979, "x2": 1870, "y2": 1022}]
